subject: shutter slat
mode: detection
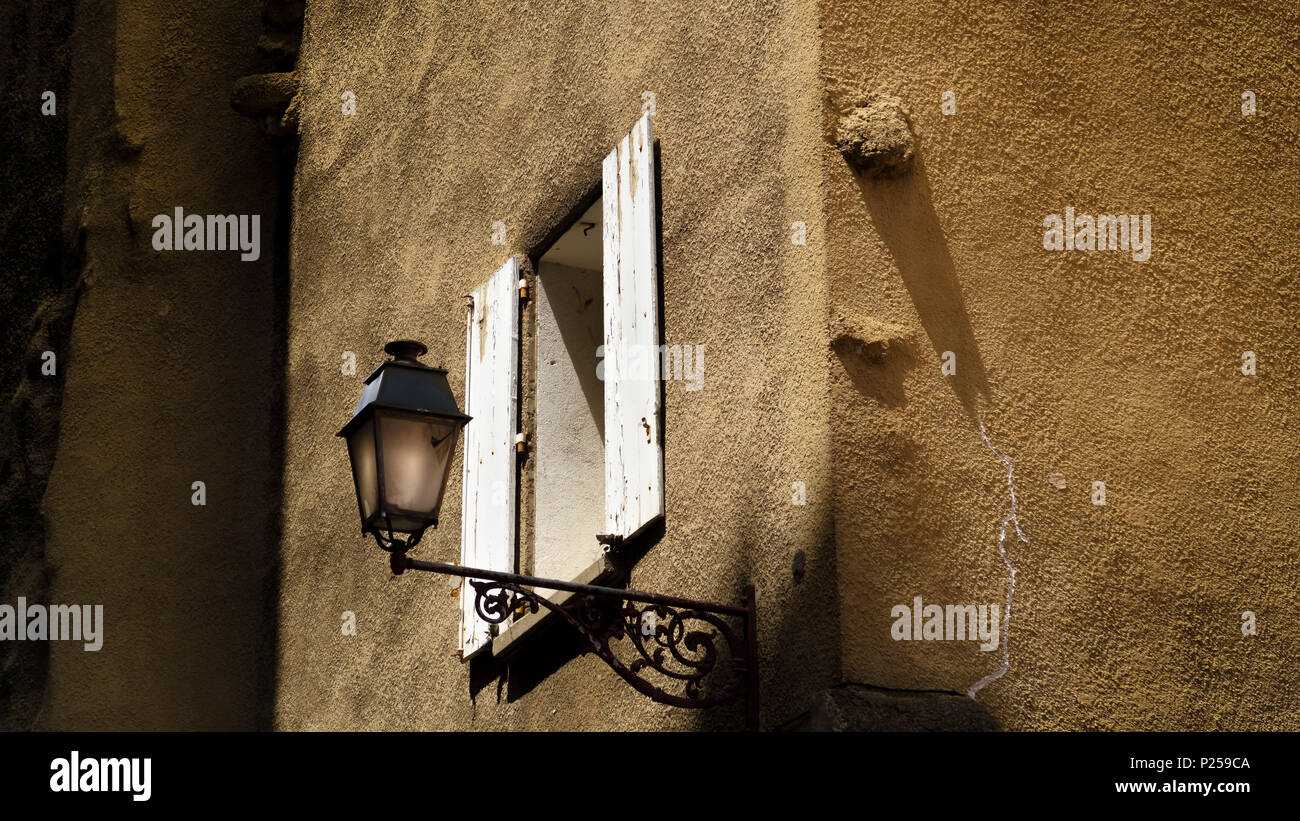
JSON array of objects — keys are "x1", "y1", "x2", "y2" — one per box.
[{"x1": 459, "y1": 257, "x2": 520, "y2": 657}]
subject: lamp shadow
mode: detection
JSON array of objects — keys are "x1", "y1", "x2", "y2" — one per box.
[{"x1": 852, "y1": 152, "x2": 989, "y2": 421}]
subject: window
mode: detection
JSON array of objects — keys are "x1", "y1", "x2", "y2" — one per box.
[
  {"x1": 535, "y1": 200, "x2": 606, "y2": 584},
  {"x1": 458, "y1": 112, "x2": 662, "y2": 658}
]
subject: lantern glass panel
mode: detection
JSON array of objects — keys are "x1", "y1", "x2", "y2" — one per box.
[
  {"x1": 346, "y1": 417, "x2": 379, "y2": 525},
  {"x1": 376, "y1": 409, "x2": 459, "y2": 530}
]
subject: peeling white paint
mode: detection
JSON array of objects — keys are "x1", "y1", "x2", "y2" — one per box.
[{"x1": 968, "y1": 413, "x2": 1028, "y2": 699}]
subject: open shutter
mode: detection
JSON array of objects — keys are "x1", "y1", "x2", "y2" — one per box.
[
  {"x1": 459, "y1": 257, "x2": 520, "y2": 657},
  {"x1": 602, "y1": 113, "x2": 664, "y2": 542}
]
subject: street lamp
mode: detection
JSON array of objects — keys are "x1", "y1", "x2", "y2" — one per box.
[
  {"x1": 337, "y1": 340, "x2": 470, "y2": 553},
  {"x1": 340, "y1": 341, "x2": 760, "y2": 730}
]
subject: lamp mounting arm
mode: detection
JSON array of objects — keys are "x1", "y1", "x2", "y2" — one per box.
[{"x1": 389, "y1": 554, "x2": 760, "y2": 731}]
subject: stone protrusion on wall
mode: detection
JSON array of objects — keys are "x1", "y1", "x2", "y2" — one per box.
[
  {"x1": 231, "y1": 71, "x2": 300, "y2": 139},
  {"x1": 257, "y1": 31, "x2": 300, "y2": 63},
  {"x1": 830, "y1": 312, "x2": 916, "y2": 409},
  {"x1": 830, "y1": 311, "x2": 910, "y2": 361},
  {"x1": 835, "y1": 93, "x2": 917, "y2": 178},
  {"x1": 232, "y1": 1, "x2": 305, "y2": 139}
]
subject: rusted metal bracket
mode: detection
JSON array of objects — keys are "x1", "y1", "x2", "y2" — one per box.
[{"x1": 389, "y1": 554, "x2": 760, "y2": 731}]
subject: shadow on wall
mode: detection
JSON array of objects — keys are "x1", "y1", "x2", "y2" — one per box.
[
  {"x1": 761, "y1": 500, "x2": 841, "y2": 731},
  {"x1": 781, "y1": 682, "x2": 1001, "y2": 731},
  {"x1": 833, "y1": 333, "x2": 917, "y2": 408},
  {"x1": 852, "y1": 152, "x2": 989, "y2": 421},
  {"x1": 466, "y1": 517, "x2": 765, "y2": 731},
  {"x1": 537, "y1": 266, "x2": 606, "y2": 437},
  {"x1": 0, "y1": 0, "x2": 76, "y2": 732},
  {"x1": 256, "y1": 144, "x2": 296, "y2": 730}
]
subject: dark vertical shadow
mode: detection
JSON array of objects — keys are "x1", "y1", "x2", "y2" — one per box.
[
  {"x1": 653, "y1": 140, "x2": 667, "y2": 468},
  {"x1": 693, "y1": 548, "x2": 760, "y2": 732},
  {"x1": 502, "y1": 617, "x2": 583, "y2": 703},
  {"x1": 255, "y1": 139, "x2": 296, "y2": 731},
  {"x1": 0, "y1": 0, "x2": 78, "y2": 731},
  {"x1": 761, "y1": 498, "x2": 841, "y2": 732},
  {"x1": 469, "y1": 648, "x2": 508, "y2": 707},
  {"x1": 853, "y1": 153, "x2": 989, "y2": 421}
]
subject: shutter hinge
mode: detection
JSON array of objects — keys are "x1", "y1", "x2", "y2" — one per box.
[
  {"x1": 517, "y1": 277, "x2": 529, "y2": 302},
  {"x1": 515, "y1": 431, "x2": 530, "y2": 455}
]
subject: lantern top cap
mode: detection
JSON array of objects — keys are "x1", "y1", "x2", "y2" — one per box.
[{"x1": 384, "y1": 339, "x2": 428, "y2": 365}]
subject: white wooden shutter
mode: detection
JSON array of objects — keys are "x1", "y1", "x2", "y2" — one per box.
[
  {"x1": 459, "y1": 257, "x2": 520, "y2": 657},
  {"x1": 602, "y1": 113, "x2": 664, "y2": 542}
]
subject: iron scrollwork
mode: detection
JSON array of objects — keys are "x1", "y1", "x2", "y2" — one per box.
[
  {"x1": 468, "y1": 578, "x2": 752, "y2": 710},
  {"x1": 392, "y1": 555, "x2": 760, "y2": 729}
]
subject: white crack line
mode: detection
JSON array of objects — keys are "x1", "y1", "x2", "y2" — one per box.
[{"x1": 968, "y1": 412, "x2": 1028, "y2": 699}]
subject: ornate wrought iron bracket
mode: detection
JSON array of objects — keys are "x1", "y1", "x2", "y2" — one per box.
[{"x1": 389, "y1": 553, "x2": 760, "y2": 731}]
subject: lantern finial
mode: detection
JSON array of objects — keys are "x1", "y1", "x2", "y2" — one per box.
[{"x1": 384, "y1": 339, "x2": 428, "y2": 364}]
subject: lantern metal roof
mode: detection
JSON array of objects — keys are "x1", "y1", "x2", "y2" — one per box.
[{"x1": 336, "y1": 340, "x2": 471, "y2": 439}]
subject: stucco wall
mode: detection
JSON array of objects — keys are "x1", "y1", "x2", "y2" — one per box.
[
  {"x1": 824, "y1": 2, "x2": 1299, "y2": 728},
  {"x1": 277, "y1": 0, "x2": 834, "y2": 730},
  {"x1": 37, "y1": 0, "x2": 281, "y2": 729},
  {"x1": 0, "y1": 0, "x2": 74, "y2": 731},
  {"x1": 17, "y1": 0, "x2": 1293, "y2": 733}
]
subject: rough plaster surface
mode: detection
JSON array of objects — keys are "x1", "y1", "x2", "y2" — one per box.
[
  {"x1": 823, "y1": 1, "x2": 1300, "y2": 729},
  {"x1": 35, "y1": 0, "x2": 281, "y2": 729},
  {"x1": 15, "y1": 0, "x2": 1294, "y2": 732},
  {"x1": 278, "y1": 0, "x2": 834, "y2": 730},
  {"x1": 0, "y1": 0, "x2": 74, "y2": 730}
]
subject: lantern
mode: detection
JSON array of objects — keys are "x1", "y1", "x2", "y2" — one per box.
[{"x1": 338, "y1": 340, "x2": 470, "y2": 549}]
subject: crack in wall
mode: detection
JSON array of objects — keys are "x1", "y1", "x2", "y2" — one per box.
[{"x1": 967, "y1": 413, "x2": 1027, "y2": 699}]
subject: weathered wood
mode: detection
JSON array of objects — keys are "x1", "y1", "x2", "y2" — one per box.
[
  {"x1": 459, "y1": 257, "x2": 520, "y2": 657},
  {"x1": 602, "y1": 113, "x2": 663, "y2": 541}
]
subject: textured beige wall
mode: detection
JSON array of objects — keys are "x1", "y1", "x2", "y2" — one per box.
[
  {"x1": 277, "y1": 0, "x2": 834, "y2": 730},
  {"x1": 823, "y1": 1, "x2": 1300, "y2": 729},
  {"x1": 280, "y1": 0, "x2": 1299, "y2": 732},
  {"x1": 39, "y1": 0, "x2": 280, "y2": 729}
]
